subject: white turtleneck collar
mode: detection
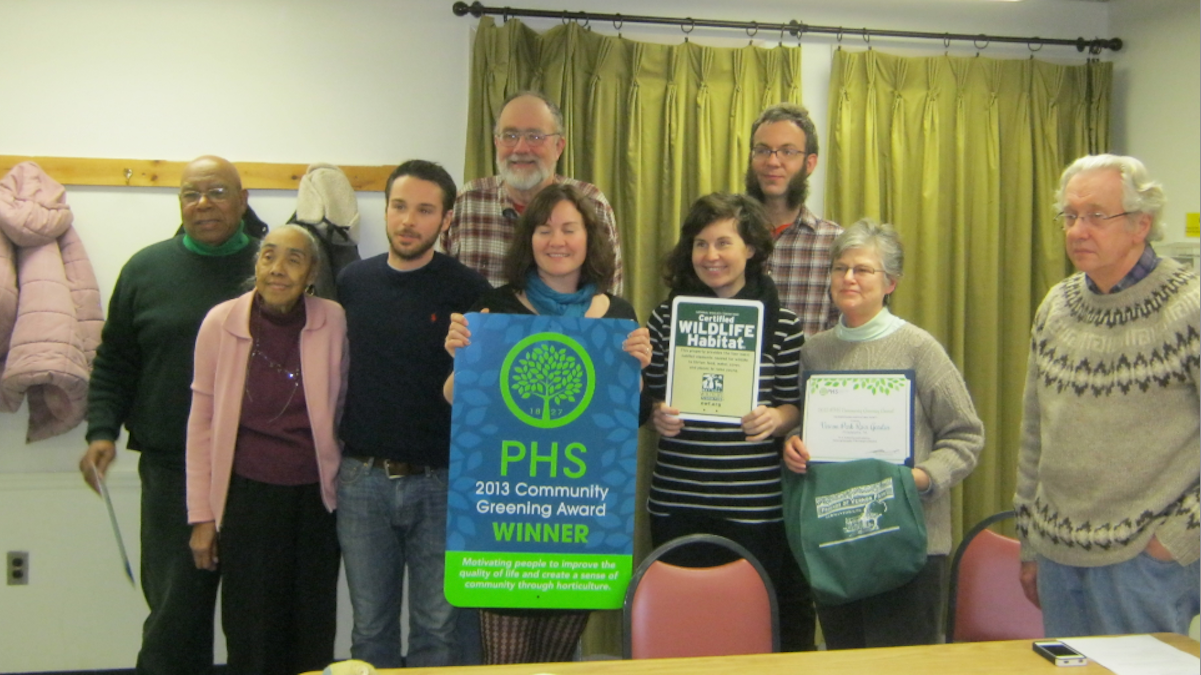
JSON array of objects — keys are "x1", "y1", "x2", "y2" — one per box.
[{"x1": 835, "y1": 306, "x2": 907, "y2": 342}]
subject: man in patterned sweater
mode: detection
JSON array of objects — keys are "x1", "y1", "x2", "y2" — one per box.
[
  {"x1": 1015, "y1": 154, "x2": 1200, "y2": 637},
  {"x1": 441, "y1": 91, "x2": 623, "y2": 294}
]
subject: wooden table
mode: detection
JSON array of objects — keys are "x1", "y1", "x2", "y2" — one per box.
[{"x1": 310, "y1": 633, "x2": 1198, "y2": 675}]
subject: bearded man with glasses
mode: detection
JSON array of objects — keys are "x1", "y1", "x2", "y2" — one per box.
[
  {"x1": 740, "y1": 103, "x2": 843, "y2": 652},
  {"x1": 80, "y1": 156, "x2": 267, "y2": 675},
  {"x1": 1015, "y1": 154, "x2": 1200, "y2": 637},
  {"x1": 441, "y1": 91, "x2": 623, "y2": 293},
  {"x1": 746, "y1": 103, "x2": 843, "y2": 340}
]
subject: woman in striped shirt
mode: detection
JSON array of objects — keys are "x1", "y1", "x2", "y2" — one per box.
[{"x1": 644, "y1": 192, "x2": 802, "y2": 590}]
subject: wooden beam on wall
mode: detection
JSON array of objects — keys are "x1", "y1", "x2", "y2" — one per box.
[{"x1": 0, "y1": 156, "x2": 394, "y2": 192}]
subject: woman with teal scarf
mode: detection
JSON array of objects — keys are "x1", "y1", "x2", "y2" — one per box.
[{"x1": 443, "y1": 183, "x2": 651, "y2": 664}]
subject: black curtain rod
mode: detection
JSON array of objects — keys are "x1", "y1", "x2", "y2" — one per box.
[{"x1": 452, "y1": 1, "x2": 1122, "y2": 53}]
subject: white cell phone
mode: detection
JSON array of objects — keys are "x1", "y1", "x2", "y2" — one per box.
[{"x1": 1033, "y1": 640, "x2": 1088, "y2": 667}]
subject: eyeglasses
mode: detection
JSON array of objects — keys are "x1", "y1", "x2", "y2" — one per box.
[
  {"x1": 1055, "y1": 211, "x2": 1135, "y2": 231},
  {"x1": 495, "y1": 131, "x2": 562, "y2": 148},
  {"x1": 751, "y1": 146, "x2": 805, "y2": 161},
  {"x1": 180, "y1": 187, "x2": 232, "y2": 205},
  {"x1": 831, "y1": 264, "x2": 884, "y2": 279}
]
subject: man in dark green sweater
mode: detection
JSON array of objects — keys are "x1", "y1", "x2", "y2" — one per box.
[{"x1": 80, "y1": 156, "x2": 261, "y2": 675}]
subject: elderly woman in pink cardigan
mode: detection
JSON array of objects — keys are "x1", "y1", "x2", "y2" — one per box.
[{"x1": 186, "y1": 224, "x2": 347, "y2": 675}]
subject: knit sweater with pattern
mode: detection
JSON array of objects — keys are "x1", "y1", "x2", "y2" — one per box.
[{"x1": 1014, "y1": 258, "x2": 1201, "y2": 567}]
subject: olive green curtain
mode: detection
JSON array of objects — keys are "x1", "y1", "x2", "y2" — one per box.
[
  {"x1": 465, "y1": 16, "x2": 802, "y2": 655},
  {"x1": 824, "y1": 50, "x2": 1111, "y2": 543},
  {"x1": 465, "y1": 17, "x2": 801, "y2": 319}
]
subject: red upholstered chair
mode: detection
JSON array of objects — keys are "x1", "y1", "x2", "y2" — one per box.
[
  {"x1": 947, "y1": 510, "x2": 1045, "y2": 642},
  {"x1": 622, "y1": 534, "x2": 778, "y2": 659}
]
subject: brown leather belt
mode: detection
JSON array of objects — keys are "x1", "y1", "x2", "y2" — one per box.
[{"x1": 351, "y1": 456, "x2": 428, "y2": 479}]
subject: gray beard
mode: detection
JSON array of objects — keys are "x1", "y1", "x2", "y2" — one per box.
[{"x1": 497, "y1": 157, "x2": 551, "y2": 192}]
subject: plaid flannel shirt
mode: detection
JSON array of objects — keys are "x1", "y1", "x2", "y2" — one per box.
[
  {"x1": 770, "y1": 206, "x2": 843, "y2": 337},
  {"x1": 440, "y1": 175, "x2": 623, "y2": 294}
]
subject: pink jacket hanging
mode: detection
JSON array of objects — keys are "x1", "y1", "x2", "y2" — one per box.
[{"x1": 0, "y1": 161, "x2": 104, "y2": 441}]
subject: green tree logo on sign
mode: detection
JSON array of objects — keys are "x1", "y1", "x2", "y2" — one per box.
[
  {"x1": 501, "y1": 332, "x2": 595, "y2": 429},
  {"x1": 511, "y1": 344, "x2": 584, "y2": 421}
]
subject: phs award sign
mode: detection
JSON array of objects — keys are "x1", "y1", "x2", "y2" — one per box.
[{"x1": 445, "y1": 313, "x2": 641, "y2": 610}]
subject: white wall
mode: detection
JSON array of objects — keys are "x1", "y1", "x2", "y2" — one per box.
[
  {"x1": 0, "y1": 1, "x2": 461, "y2": 669},
  {"x1": 1109, "y1": 0, "x2": 1201, "y2": 244},
  {"x1": 0, "y1": 0, "x2": 1136, "y2": 671}
]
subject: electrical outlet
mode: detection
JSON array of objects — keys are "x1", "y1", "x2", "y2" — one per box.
[{"x1": 7, "y1": 551, "x2": 29, "y2": 585}]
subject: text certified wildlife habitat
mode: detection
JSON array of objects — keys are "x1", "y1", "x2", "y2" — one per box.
[{"x1": 445, "y1": 313, "x2": 641, "y2": 609}]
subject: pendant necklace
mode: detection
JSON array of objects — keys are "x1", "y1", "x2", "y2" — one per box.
[{"x1": 244, "y1": 304, "x2": 303, "y2": 423}]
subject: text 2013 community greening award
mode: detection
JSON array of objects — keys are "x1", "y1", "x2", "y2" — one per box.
[{"x1": 444, "y1": 313, "x2": 641, "y2": 610}]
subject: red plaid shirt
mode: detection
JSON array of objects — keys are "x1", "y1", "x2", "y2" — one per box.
[
  {"x1": 770, "y1": 206, "x2": 843, "y2": 337},
  {"x1": 440, "y1": 175, "x2": 623, "y2": 294}
]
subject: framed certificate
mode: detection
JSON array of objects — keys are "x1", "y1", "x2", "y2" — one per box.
[
  {"x1": 801, "y1": 370, "x2": 914, "y2": 466},
  {"x1": 666, "y1": 296, "x2": 764, "y2": 424}
]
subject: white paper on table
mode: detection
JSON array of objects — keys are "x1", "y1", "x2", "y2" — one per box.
[{"x1": 1061, "y1": 635, "x2": 1200, "y2": 675}]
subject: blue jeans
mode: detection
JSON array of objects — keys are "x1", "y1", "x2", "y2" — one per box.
[
  {"x1": 1037, "y1": 552, "x2": 1201, "y2": 637},
  {"x1": 337, "y1": 457, "x2": 457, "y2": 667}
]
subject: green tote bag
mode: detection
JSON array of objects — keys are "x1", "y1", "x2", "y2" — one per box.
[{"x1": 782, "y1": 458, "x2": 928, "y2": 606}]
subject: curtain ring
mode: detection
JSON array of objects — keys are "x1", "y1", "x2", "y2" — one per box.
[
  {"x1": 862, "y1": 29, "x2": 871, "y2": 49},
  {"x1": 681, "y1": 18, "x2": 695, "y2": 35},
  {"x1": 943, "y1": 34, "x2": 951, "y2": 49},
  {"x1": 613, "y1": 14, "x2": 623, "y2": 31},
  {"x1": 747, "y1": 22, "x2": 759, "y2": 39},
  {"x1": 973, "y1": 35, "x2": 989, "y2": 50},
  {"x1": 1028, "y1": 39, "x2": 1043, "y2": 53},
  {"x1": 561, "y1": 10, "x2": 569, "y2": 25},
  {"x1": 577, "y1": 11, "x2": 589, "y2": 29},
  {"x1": 836, "y1": 28, "x2": 844, "y2": 43}
]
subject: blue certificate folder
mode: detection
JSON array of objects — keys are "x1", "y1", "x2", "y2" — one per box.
[{"x1": 445, "y1": 313, "x2": 641, "y2": 609}]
